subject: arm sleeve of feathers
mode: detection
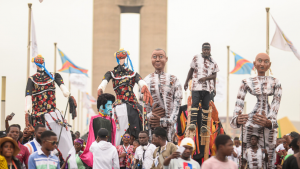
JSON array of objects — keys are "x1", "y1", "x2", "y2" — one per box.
[
  {"x1": 230, "y1": 80, "x2": 247, "y2": 129},
  {"x1": 54, "y1": 73, "x2": 64, "y2": 87},
  {"x1": 60, "y1": 84, "x2": 70, "y2": 97}
]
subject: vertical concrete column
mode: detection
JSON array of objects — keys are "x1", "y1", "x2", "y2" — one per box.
[
  {"x1": 92, "y1": 0, "x2": 121, "y2": 100},
  {"x1": 139, "y1": 0, "x2": 168, "y2": 78}
]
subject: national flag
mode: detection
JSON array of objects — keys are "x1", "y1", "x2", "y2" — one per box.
[
  {"x1": 230, "y1": 51, "x2": 254, "y2": 74},
  {"x1": 58, "y1": 48, "x2": 88, "y2": 76},
  {"x1": 69, "y1": 74, "x2": 88, "y2": 92},
  {"x1": 183, "y1": 162, "x2": 193, "y2": 169},
  {"x1": 31, "y1": 9, "x2": 38, "y2": 69},
  {"x1": 271, "y1": 16, "x2": 300, "y2": 60}
]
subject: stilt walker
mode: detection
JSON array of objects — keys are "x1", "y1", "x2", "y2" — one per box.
[
  {"x1": 183, "y1": 42, "x2": 219, "y2": 161},
  {"x1": 25, "y1": 55, "x2": 77, "y2": 159},
  {"x1": 97, "y1": 48, "x2": 153, "y2": 145}
]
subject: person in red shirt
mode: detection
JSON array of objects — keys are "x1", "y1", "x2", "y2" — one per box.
[
  {"x1": 117, "y1": 133, "x2": 134, "y2": 169},
  {"x1": 7, "y1": 124, "x2": 30, "y2": 169}
]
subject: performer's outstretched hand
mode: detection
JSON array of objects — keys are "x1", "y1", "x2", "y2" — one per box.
[
  {"x1": 141, "y1": 86, "x2": 153, "y2": 106},
  {"x1": 97, "y1": 89, "x2": 103, "y2": 97},
  {"x1": 236, "y1": 111, "x2": 248, "y2": 125},
  {"x1": 253, "y1": 111, "x2": 272, "y2": 128}
]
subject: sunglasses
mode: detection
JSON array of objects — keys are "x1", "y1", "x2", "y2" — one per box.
[
  {"x1": 123, "y1": 136, "x2": 130, "y2": 139},
  {"x1": 45, "y1": 140, "x2": 58, "y2": 145}
]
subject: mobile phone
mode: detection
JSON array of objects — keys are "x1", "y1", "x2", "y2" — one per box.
[{"x1": 10, "y1": 112, "x2": 15, "y2": 117}]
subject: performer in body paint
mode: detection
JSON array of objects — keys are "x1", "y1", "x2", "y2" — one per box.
[
  {"x1": 80, "y1": 93, "x2": 116, "y2": 168},
  {"x1": 139, "y1": 48, "x2": 182, "y2": 141},
  {"x1": 97, "y1": 48, "x2": 153, "y2": 145},
  {"x1": 24, "y1": 54, "x2": 76, "y2": 160},
  {"x1": 183, "y1": 43, "x2": 219, "y2": 133},
  {"x1": 231, "y1": 53, "x2": 282, "y2": 169}
]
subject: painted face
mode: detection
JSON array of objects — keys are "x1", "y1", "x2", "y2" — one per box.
[
  {"x1": 100, "y1": 100, "x2": 113, "y2": 115},
  {"x1": 116, "y1": 51, "x2": 128, "y2": 60},
  {"x1": 254, "y1": 53, "x2": 271, "y2": 74}
]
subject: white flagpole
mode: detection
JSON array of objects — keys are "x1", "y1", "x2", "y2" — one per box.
[{"x1": 27, "y1": 4, "x2": 32, "y2": 79}]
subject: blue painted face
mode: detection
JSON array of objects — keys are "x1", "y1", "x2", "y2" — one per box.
[{"x1": 100, "y1": 100, "x2": 113, "y2": 115}]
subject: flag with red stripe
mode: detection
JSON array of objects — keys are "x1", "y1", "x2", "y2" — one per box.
[{"x1": 230, "y1": 51, "x2": 254, "y2": 74}]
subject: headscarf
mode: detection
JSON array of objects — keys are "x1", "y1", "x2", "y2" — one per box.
[{"x1": 74, "y1": 138, "x2": 84, "y2": 151}]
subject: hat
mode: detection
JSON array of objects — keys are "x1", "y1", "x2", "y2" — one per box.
[
  {"x1": 180, "y1": 138, "x2": 195, "y2": 150},
  {"x1": 97, "y1": 128, "x2": 109, "y2": 138},
  {"x1": 0, "y1": 137, "x2": 20, "y2": 157},
  {"x1": 0, "y1": 131, "x2": 7, "y2": 138}
]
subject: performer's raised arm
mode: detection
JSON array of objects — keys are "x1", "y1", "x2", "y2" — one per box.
[
  {"x1": 25, "y1": 78, "x2": 33, "y2": 113},
  {"x1": 97, "y1": 71, "x2": 112, "y2": 96}
]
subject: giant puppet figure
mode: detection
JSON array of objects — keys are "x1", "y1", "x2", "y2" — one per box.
[
  {"x1": 231, "y1": 53, "x2": 282, "y2": 169},
  {"x1": 139, "y1": 48, "x2": 182, "y2": 141},
  {"x1": 184, "y1": 43, "x2": 219, "y2": 134},
  {"x1": 25, "y1": 54, "x2": 75, "y2": 159},
  {"x1": 97, "y1": 48, "x2": 153, "y2": 145},
  {"x1": 80, "y1": 93, "x2": 116, "y2": 168}
]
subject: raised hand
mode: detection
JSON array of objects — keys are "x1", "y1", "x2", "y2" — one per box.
[{"x1": 141, "y1": 86, "x2": 153, "y2": 106}]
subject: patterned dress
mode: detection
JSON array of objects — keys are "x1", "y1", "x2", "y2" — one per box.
[
  {"x1": 102, "y1": 64, "x2": 145, "y2": 141},
  {"x1": 244, "y1": 147, "x2": 265, "y2": 169},
  {"x1": 139, "y1": 70, "x2": 182, "y2": 141},
  {"x1": 230, "y1": 76, "x2": 282, "y2": 169},
  {"x1": 116, "y1": 145, "x2": 134, "y2": 168},
  {"x1": 25, "y1": 70, "x2": 65, "y2": 126}
]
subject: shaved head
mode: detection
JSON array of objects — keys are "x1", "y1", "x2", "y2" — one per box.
[{"x1": 255, "y1": 53, "x2": 270, "y2": 60}]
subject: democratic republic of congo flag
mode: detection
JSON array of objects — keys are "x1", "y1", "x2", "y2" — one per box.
[
  {"x1": 58, "y1": 48, "x2": 88, "y2": 76},
  {"x1": 230, "y1": 51, "x2": 254, "y2": 74}
]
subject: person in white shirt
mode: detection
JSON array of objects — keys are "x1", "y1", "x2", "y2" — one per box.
[
  {"x1": 135, "y1": 131, "x2": 156, "y2": 169},
  {"x1": 89, "y1": 128, "x2": 119, "y2": 169},
  {"x1": 163, "y1": 138, "x2": 200, "y2": 169},
  {"x1": 233, "y1": 137, "x2": 241, "y2": 166}
]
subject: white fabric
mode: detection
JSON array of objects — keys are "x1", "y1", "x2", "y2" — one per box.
[
  {"x1": 67, "y1": 146, "x2": 78, "y2": 169},
  {"x1": 164, "y1": 158, "x2": 201, "y2": 169},
  {"x1": 90, "y1": 140, "x2": 119, "y2": 169},
  {"x1": 271, "y1": 16, "x2": 300, "y2": 60},
  {"x1": 134, "y1": 144, "x2": 157, "y2": 169},
  {"x1": 44, "y1": 110, "x2": 73, "y2": 159},
  {"x1": 244, "y1": 147, "x2": 265, "y2": 169},
  {"x1": 31, "y1": 9, "x2": 38, "y2": 70},
  {"x1": 276, "y1": 143, "x2": 285, "y2": 152},
  {"x1": 288, "y1": 148, "x2": 294, "y2": 155},
  {"x1": 113, "y1": 103, "x2": 128, "y2": 146},
  {"x1": 25, "y1": 95, "x2": 32, "y2": 113},
  {"x1": 214, "y1": 75, "x2": 226, "y2": 102},
  {"x1": 59, "y1": 84, "x2": 70, "y2": 97},
  {"x1": 69, "y1": 73, "x2": 88, "y2": 92},
  {"x1": 138, "y1": 80, "x2": 147, "y2": 89},
  {"x1": 98, "y1": 79, "x2": 108, "y2": 92},
  {"x1": 24, "y1": 138, "x2": 41, "y2": 154}
]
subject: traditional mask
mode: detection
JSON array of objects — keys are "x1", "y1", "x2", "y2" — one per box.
[
  {"x1": 32, "y1": 54, "x2": 45, "y2": 70},
  {"x1": 99, "y1": 100, "x2": 113, "y2": 116},
  {"x1": 114, "y1": 48, "x2": 130, "y2": 60}
]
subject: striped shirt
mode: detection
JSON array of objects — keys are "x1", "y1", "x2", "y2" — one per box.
[
  {"x1": 24, "y1": 138, "x2": 41, "y2": 155},
  {"x1": 28, "y1": 149, "x2": 60, "y2": 169}
]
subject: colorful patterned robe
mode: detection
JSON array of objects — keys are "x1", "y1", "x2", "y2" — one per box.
[
  {"x1": 230, "y1": 76, "x2": 282, "y2": 169},
  {"x1": 25, "y1": 70, "x2": 65, "y2": 125},
  {"x1": 139, "y1": 71, "x2": 182, "y2": 141}
]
